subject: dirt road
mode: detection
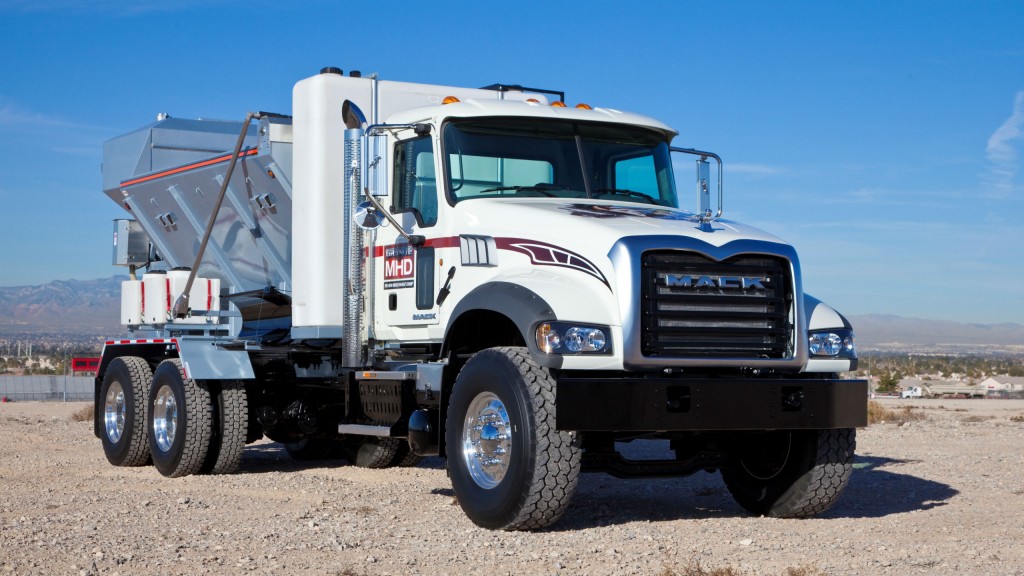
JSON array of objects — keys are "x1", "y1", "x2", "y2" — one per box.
[{"x1": 1, "y1": 399, "x2": 1022, "y2": 575}]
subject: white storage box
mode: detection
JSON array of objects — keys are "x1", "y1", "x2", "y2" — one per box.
[
  {"x1": 167, "y1": 269, "x2": 221, "y2": 324},
  {"x1": 120, "y1": 280, "x2": 143, "y2": 325},
  {"x1": 142, "y1": 271, "x2": 169, "y2": 324}
]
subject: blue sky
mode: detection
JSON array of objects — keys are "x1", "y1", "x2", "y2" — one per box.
[{"x1": 0, "y1": 1, "x2": 1021, "y2": 324}]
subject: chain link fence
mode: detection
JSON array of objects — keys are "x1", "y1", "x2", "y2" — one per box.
[{"x1": 0, "y1": 376, "x2": 93, "y2": 401}]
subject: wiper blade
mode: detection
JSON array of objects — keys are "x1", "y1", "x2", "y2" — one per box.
[
  {"x1": 476, "y1": 185, "x2": 555, "y2": 197},
  {"x1": 477, "y1": 185, "x2": 523, "y2": 194},
  {"x1": 592, "y1": 188, "x2": 658, "y2": 204}
]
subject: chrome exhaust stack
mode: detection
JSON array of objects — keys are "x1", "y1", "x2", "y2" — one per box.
[{"x1": 343, "y1": 128, "x2": 364, "y2": 367}]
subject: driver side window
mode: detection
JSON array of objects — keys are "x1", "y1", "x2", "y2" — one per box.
[
  {"x1": 393, "y1": 135, "x2": 437, "y2": 227},
  {"x1": 614, "y1": 154, "x2": 658, "y2": 198}
]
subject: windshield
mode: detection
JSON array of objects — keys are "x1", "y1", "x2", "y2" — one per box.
[{"x1": 443, "y1": 117, "x2": 678, "y2": 207}]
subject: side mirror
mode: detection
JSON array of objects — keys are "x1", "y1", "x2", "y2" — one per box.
[
  {"x1": 671, "y1": 147, "x2": 723, "y2": 221},
  {"x1": 353, "y1": 201, "x2": 388, "y2": 230}
]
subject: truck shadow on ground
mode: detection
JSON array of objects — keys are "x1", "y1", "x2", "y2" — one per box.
[
  {"x1": 236, "y1": 445, "x2": 957, "y2": 530},
  {"x1": 550, "y1": 454, "x2": 958, "y2": 531},
  {"x1": 239, "y1": 442, "x2": 446, "y2": 474},
  {"x1": 838, "y1": 455, "x2": 958, "y2": 517}
]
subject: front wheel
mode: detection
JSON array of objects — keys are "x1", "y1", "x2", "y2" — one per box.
[
  {"x1": 445, "y1": 347, "x2": 581, "y2": 530},
  {"x1": 722, "y1": 428, "x2": 856, "y2": 518}
]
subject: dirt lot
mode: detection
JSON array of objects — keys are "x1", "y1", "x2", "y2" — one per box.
[{"x1": 1, "y1": 398, "x2": 1023, "y2": 576}]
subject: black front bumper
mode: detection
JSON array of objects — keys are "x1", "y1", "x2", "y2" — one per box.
[{"x1": 555, "y1": 377, "x2": 868, "y2": 432}]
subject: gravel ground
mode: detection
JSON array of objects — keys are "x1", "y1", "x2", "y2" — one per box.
[{"x1": 1, "y1": 398, "x2": 1023, "y2": 576}]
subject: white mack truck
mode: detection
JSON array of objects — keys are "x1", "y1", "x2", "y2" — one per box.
[{"x1": 95, "y1": 67, "x2": 867, "y2": 530}]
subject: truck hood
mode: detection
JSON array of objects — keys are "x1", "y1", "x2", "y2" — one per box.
[{"x1": 449, "y1": 198, "x2": 789, "y2": 250}]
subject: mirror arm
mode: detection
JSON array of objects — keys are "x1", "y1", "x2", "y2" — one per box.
[{"x1": 361, "y1": 187, "x2": 425, "y2": 246}]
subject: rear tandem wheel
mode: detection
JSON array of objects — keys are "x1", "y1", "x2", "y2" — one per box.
[
  {"x1": 98, "y1": 356, "x2": 153, "y2": 467},
  {"x1": 202, "y1": 380, "x2": 248, "y2": 474},
  {"x1": 148, "y1": 359, "x2": 213, "y2": 478}
]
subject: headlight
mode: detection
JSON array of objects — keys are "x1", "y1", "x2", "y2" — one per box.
[
  {"x1": 808, "y1": 329, "x2": 857, "y2": 358},
  {"x1": 535, "y1": 322, "x2": 610, "y2": 354}
]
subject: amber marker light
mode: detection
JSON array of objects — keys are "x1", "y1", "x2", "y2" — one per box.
[
  {"x1": 575, "y1": 103, "x2": 593, "y2": 110},
  {"x1": 442, "y1": 96, "x2": 460, "y2": 104},
  {"x1": 551, "y1": 101, "x2": 567, "y2": 107}
]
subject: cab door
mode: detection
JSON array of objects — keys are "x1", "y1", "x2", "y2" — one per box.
[{"x1": 374, "y1": 131, "x2": 441, "y2": 332}]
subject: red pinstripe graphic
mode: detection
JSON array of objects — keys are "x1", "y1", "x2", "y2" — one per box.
[
  {"x1": 367, "y1": 236, "x2": 609, "y2": 288},
  {"x1": 370, "y1": 237, "x2": 460, "y2": 258},
  {"x1": 121, "y1": 148, "x2": 258, "y2": 187},
  {"x1": 425, "y1": 237, "x2": 460, "y2": 249},
  {"x1": 494, "y1": 237, "x2": 610, "y2": 288}
]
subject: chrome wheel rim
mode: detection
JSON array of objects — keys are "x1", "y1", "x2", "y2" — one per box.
[
  {"x1": 461, "y1": 392, "x2": 512, "y2": 489},
  {"x1": 103, "y1": 382, "x2": 126, "y2": 443},
  {"x1": 152, "y1": 384, "x2": 178, "y2": 453}
]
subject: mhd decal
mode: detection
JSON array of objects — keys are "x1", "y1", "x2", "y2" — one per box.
[{"x1": 384, "y1": 244, "x2": 415, "y2": 290}]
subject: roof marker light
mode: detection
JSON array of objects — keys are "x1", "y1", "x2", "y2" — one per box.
[
  {"x1": 575, "y1": 103, "x2": 593, "y2": 110},
  {"x1": 442, "y1": 96, "x2": 460, "y2": 104},
  {"x1": 551, "y1": 101, "x2": 567, "y2": 108}
]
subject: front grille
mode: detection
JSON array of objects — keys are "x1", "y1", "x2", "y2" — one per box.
[{"x1": 641, "y1": 252, "x2": 793, "y2": 359}]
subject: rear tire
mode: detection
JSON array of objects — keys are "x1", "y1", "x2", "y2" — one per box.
[
  {"x1": 148, "y1": 359, "x2": 212, "y2": 478},
  {"x1": 722, "y1": 428, "x2": 856, "y2": 517},
  {"x1": 202, "y1": 381, "x2": 248, "y2": 474},
  {"x1": 99, "y1": 357, "x2": 152, "y2": 467},
  {"x1": 389, "y1": 441, "x2": 423, "y2": 468},
  {"x1": 445, "y1": 347, "x2": 581, "y2": 530},
  {"x1": 341, "y1": 436, "x2": 403, "y2": 468}
]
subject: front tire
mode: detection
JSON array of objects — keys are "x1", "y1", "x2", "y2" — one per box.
[
  {"x1": 148, "y1": 359, "x2": 212, "y2": 478},
  {"x1": 99, "y1": 357, "x2": 152, "y2": 467},
  {"x1": 722, "y1": 428, "x2": 856, "y2": 518},
  {"x1": 445, "y1": 347, "x2": 581, "y2": 530}
]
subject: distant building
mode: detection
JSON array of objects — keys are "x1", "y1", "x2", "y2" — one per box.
[
  {"x1": 71, "y1": 357, "x2": 100, "y2": 376},
  {"x1": 978, "y1": 376, "x2": 1024, "y2": 398}
]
